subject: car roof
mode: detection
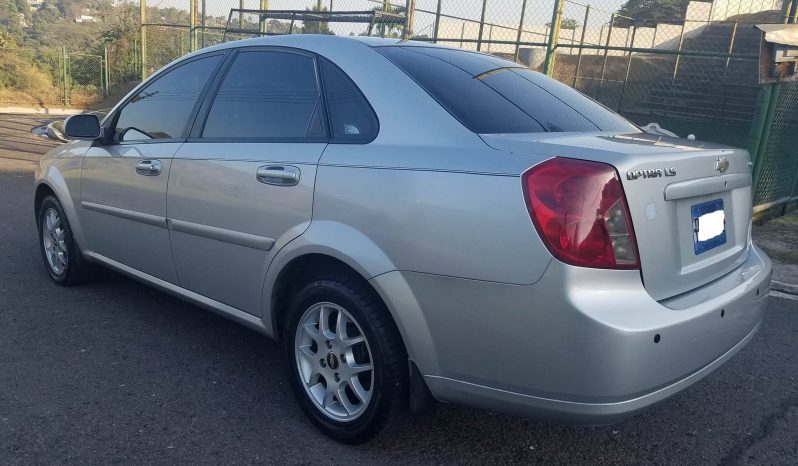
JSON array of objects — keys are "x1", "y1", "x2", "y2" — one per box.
[{"x1": 187, "y1": 34, "x2": 453, "y2": 57}]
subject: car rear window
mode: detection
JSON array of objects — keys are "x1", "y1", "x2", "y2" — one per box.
[{"x1": 376, "y1": 46, "x2": 639, "y2": 135}]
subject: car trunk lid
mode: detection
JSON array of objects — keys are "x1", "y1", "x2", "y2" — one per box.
[{"x1": 482, "y1": 131, "x2": 753, "y2": 301}]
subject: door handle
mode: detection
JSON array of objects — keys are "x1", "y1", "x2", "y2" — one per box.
[
  {"x1": 256, "y1": 165, "x2": 300, "y2": 186},
  {"x1": 135, "y1": 160, "x2": 162, "y2": 176}
]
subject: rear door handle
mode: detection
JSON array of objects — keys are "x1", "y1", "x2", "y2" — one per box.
[
  {"x1": 135, "y1": 160, "x2": 162, "y2": 176},
  {"x1": 256, "y1": 165, "x2": 300, "y2": 186}
]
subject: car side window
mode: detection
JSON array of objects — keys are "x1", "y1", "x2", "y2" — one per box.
[
  {"x1": 114, "y1": 54, "x2": 222, "y2": 142},
  {"x1": 320, "y1": 58, "x2": 378, "y2": 143},
  {"x1": 202, "y1": 50, "x2": 322, "y2": 140}
]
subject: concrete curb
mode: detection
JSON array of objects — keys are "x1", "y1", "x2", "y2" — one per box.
[
  {"x1": 772, "y1": 280, "x2": 798, "y2": 296},
  {"x1": 0, "y1": 106, "x2": 84, "y2": 115}
]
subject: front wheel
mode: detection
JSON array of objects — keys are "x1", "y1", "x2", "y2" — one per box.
[
  {"x1": 37, "y1": 195, "x2": 92, "y2": 286},
  {"x1": 284, "y1": 276, "x2": 408, "y2": 443}
]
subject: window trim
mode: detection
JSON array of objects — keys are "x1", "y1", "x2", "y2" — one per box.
[
  {"x1": 105, "y1": 50, "x2": 229, "y2": 145},
  {"x1": 187, "y1": 46, "x2": 329, "y2": 144}
]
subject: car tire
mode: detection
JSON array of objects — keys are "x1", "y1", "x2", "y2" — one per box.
[
  {"x1": 37, "y1": 195, "x2": 93, "y2": 286},
  {"x1": 284, "y1": 274, "x2": 408, "y2": 444}
]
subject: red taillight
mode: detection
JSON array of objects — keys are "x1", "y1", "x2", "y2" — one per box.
[{"x1": 522, "y1": 157, "x2": 640, "y2": 269}]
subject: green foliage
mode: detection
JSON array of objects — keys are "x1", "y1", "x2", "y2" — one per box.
[
  {"x1": 0, "y1": 48, "x2": 57, "y2": 96},
  {"x1": 547, "y1": 18, "x2": 581, "y2": 30},
  {"x1": 300, "y1": 5, "x2": 332, "y2": 35},
  {"x1": 615, "y1": 0, "x2": 690, "y2": 25},
  {"x1": 373, "y1": 3, "x2": 405, "y2": 38}
]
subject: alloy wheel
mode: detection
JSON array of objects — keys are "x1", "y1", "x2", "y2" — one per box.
[
  {"x1": 294, "y1": 302, "x2": 374, "y2": 422},
  {"x1": 42, "y1": 207, "x2": 68, "y2": 275}
]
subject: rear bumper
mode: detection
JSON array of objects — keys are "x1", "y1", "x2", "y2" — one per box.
[
  {"x1": 374, "y1": 243, "x2": 771, "y2": 423},
  {"x1": 424, "y1": 319, "x2": 761, "y2": 424}
]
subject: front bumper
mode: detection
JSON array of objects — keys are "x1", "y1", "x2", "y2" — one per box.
[{"x1": 374, "y1": 243, "x2": 771, "y2": 424}]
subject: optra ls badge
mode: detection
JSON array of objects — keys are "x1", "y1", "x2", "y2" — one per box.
[{"x1": 626, "y1": 167, "x2": 677, "y2": 180}]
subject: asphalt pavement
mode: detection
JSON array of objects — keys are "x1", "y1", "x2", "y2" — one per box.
[{"x1": 1, "y1": 114, "x2": 797, "y2": 465}]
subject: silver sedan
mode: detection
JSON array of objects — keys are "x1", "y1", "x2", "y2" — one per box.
[{"x1": 35, "y1": 35, "x2": 771, "y2": 443}]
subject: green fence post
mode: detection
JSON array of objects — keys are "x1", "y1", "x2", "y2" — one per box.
[
  {"x1": 618, "y1": 25, "x2": 637, "y2": 112},
  {"x1": 783, "y1": 0, "x2": 794, "y2": 23},
  {"x1": 403, "y1": 0, "x2": 415, "y2": 39},
  {"x1": 190, "y1": 0, "x2": 197, "y2": 50},
  {"x1": 476, "y1": 0, "x2": 487, "y2": 51},
  {"x1": 260, "y1": 0, "x2": 269, "y2": 34},
  {"x1": 100, "y1": 51, "x2": 106, "y2": 98},
  {"x1": 140, "y1": 0, "x2": 147, "y2": 80},
  {"x1": 544, "y1": 0, "x2": 564, "y2": 76},
  {"x1": 62, "y1": 46, "x2": 69, "y2": 107},
  {"x1": 514, "y1": 0, "x2": 527, "y2": 62},
  {"x1": 104, "y1": 46, "x2": 110, "y2": 97},
  {"x1": 749, "y1": 85, "x2": 781, "y2": 193},
  {"x1": 672, "y1": 21, "x2": 686, "y2": 84},
  {"x1": 572, "y1": 5, "x2": 590, "y2": 87},
  {"x1": 201, "y1": 0, "x2": 207, "y2": 48},
  {"x1": 433, "y1": 0, "x2": 442, "y2": 42},
  {"x1": 597, "y1": 14, "x2": 615, "y2": 100}
]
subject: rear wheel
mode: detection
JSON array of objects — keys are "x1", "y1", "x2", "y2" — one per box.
[
  {"x1": 284, "y1": 275, "x2": 407, "y2": 443},
  {"x1": 37, "y1": 195, "x2": 92, "y2": 286}
]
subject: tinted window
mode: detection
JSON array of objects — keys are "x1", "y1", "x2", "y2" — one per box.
[
  {"x1": 321, "y1": 59, "x2": 378, "y2": 142},
  {"x1": 377, "y1": 46, "x2": 639, "y2": 134},
  {"x1": 504, "y1": 68, "x2": 640, "y2": 133},
  {"x1": 203, "y1": 51, "x2": 321, "y2": 139},
  {"x1": 115, "y1": 55, "x2": 221, "y2": 142},
  {"x1": 378, "y1": 47, "x2": 544, "y2": 134}
]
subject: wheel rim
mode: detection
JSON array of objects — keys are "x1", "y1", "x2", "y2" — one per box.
[
  {"x1": 42, "y1": 207, "x2": 68, "y2": 275},
  {"x1": 295, "y1": 302, "x2": 374, "y2": 422}
]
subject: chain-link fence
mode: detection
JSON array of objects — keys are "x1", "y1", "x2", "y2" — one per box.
[{"x1": 752, "y1": 81, "x2": 798, "y2": 209}]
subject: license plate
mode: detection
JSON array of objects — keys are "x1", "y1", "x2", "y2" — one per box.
[{"x1": 692, "y1": 199, "x2": 727, "y2": 255}]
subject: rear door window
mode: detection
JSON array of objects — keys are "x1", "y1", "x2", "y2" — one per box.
[{"x1": 202, "y1": 50, "x2": 322, "y2": 140}]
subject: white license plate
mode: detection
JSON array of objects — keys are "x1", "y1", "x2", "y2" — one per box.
[{"x1": 692, "y1": 199, "x2": 727, "y2": 255}]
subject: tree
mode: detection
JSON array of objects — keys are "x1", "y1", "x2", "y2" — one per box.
[
  {"x1": 373, "y1": 3, "x2": 405, "y2": 38},
  {"x1": 615, "y1": 0, "x2": 690, "y2": 26},
  {"x1": 546, "y1": 18, "x2": 580, "y2": 30},
  {"x1": 301, "y1": 5, "x2": 332, "y2": 35}
]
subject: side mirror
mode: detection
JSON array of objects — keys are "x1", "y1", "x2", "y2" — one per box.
[{"x1": 63, "y1": 114, "x2": 101, "y2": 140}]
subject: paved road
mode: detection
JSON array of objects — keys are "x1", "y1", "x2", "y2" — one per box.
[{"x1": 1, "y1": 114, "x2": 797, "y2": 465}]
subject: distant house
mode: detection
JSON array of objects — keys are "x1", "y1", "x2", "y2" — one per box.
[{"x1": 75, "y1": 15, "x2": 99, "y2": 23}]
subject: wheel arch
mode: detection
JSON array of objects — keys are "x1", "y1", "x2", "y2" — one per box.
[
  {"x1": 34, "y1": 162, "x2": 87, "y2": 252},
  {"x1": 261, "y1": 220, "x2": 440, "y2": 382},
  {"x1": 34, "y1": 182, "x2": 56, "y2": 220}
]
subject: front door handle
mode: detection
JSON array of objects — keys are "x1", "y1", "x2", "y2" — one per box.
[
  {"x1": 256, "y1": 165, "x2": 300, "y2": 186},
  {"x1": 135, "y1": 160, "x2": 162, "y2": 176}
]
